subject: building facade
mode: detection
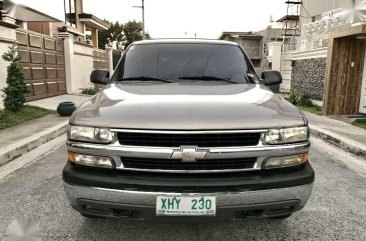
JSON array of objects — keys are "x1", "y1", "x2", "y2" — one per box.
[
  {"x1": 272, "y1": 0, "x2": 366, "y2": 115},
  {"x1": 1, "y1": 0, "x2": 109, "y2": 48}
]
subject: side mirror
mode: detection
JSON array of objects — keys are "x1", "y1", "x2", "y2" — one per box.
[
  {"x1": 260, "y1": 70, "x2": 282, "y2": 86},
  {"x1": 90, "y1": 70, "x2": 110, "y2": 85}
]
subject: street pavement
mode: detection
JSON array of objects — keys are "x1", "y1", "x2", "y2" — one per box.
[{"x1": 0, "y1": 137, "x2": 365, "y2": 241}]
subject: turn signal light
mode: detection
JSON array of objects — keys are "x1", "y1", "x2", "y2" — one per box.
[
  {"x1": 68, "y1": 151, "x2": 114, "y2": 169},
  {"x1": 263, "y1": 153, "x2": 308, "y2": 169}
]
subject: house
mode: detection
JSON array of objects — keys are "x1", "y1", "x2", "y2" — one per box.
[
  {"x1": 281, "y1": 0, "x2": 366, "y2": 115},
  {"x1": 219, "y1": 32, "x2": 263, "y2": 73},
  {"x1": 62, "y1": 0, "x2": 110, "y2": 48},
  {"x1": 0, "y1": 0, "x2": 116, "y2": 107},
  {"x1": 219, "y1": 14, "x2": 300, "y2": 76},
  {"x1": 1, "y1": 0, "x2": 61, "y2": 33},
  {"x1": 1, "y1": 0, "x2": 110, "y2": 48}
]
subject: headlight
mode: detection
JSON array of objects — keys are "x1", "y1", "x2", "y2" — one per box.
[
  {"x1": 68, "y1": 151, "x2": 114, "y2": 169},
  {"x1": 68, "y1": 125, "x2": 112, "y2": 143},
  {"x1": 263, "y1": 153, "x2": 308, "y2": 169},
  {"x1": 265, "y1": 126, "x2": 309, "y2": 144}
]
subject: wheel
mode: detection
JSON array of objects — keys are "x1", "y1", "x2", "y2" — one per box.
[
  {"x1": 81, "y1": 213, "x2": 104, "y2": 219},
  {"x1": 269, "y1": 214, "x2": 292, "y2": 219}
]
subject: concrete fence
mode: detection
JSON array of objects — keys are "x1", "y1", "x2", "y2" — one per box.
[{"x1": 267, "y1": 41, "x2": 328, "y2": 105}]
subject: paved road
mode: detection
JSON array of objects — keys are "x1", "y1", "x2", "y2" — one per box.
[{"x1": 0, "y1": 137, "x2": 365, "y2": 241}]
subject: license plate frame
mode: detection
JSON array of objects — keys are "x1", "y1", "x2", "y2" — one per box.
[{"x1": 156, "y1": 196, "x2": 216, "y2": 216}]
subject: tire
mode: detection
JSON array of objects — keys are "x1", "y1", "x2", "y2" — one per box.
[{"x1": 269, "y1": 214, "x2": 292, "y2": 219}]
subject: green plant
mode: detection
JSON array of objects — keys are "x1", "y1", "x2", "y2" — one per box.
[
  {"x1": 81, "y1": 86, "x2": 100, "y2": 95},
  {"x1": 298, "y1": 94, "x2": 313, "y2": 107},
  {"x1": 1, "y1": 45, "x2": 30, "y2": 112},
  {"x1": 286, "y1": 91, "x2": 301, "y2": 105},
  {"x1": 352, "y1": 120, "x2": 366, "y2": 129}
]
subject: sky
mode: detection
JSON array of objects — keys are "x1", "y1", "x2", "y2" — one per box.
[{"x1": 12, "y1": 0, "x2": 288, "y2": 39}]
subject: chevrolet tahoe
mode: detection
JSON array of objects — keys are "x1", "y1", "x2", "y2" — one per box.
[{"x1": 62, "y1": 39, "x2": 314, "y2": 222}]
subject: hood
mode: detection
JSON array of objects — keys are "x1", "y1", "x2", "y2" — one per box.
[{"x1": 71, "y1": 82, "x2": 306, "y2": 130}]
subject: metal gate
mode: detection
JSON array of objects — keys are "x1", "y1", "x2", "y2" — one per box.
[
  {"x1": 93, "y1": 49, "x2": 109, "y2": 70},
  {"x1": 16, "y1": 29, "x2": 66, "y2": 101}
]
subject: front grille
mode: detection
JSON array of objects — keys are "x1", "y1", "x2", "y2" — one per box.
[
  {"x1": 117, "y1": 132, "x2": 261, "y2": 147},
  {"x1": 121, "y1": 157, "x2": 256, "y2": 171}
]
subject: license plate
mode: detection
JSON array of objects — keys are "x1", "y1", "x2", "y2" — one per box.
[{"x1": 156, "y1": 196, "x2": 216, "y2": 216}]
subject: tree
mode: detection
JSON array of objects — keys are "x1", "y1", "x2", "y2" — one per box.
[
  {"x1": 1, "y1": 45, "x2": 29, "y2": 112},
  {"x1": 98, "y1": 20, "x2": 151, "y2": 50},
  {"x1": 98, "y1": 21, "x2": 124, "y2": 50},
  {"x1": 122, "y1": 20, "x2": 151, "y2": 49}
]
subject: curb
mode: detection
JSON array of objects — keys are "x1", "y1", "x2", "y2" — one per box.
[
  {"x1": 0, "y1": 121, "x2": 68, "y2": 166},
  {"x1": 309, "y1": 124, "x2": 366, "y2": 159}
]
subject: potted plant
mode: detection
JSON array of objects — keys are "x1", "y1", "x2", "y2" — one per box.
[{"x1": 57, "y1": 102, "x2": 76, "y2": 116}]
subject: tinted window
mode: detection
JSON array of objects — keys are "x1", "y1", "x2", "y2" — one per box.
[{"x1": 116, "y1": 43, "x2": 257, "y2": 83}]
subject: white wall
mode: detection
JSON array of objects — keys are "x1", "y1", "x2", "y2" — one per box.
[
  {"x1": 0, "y1": 26, "x2": 17, "y2": 108},
  {"x1": 71, "y1": 43, "x2": 94, "y2": 93}
]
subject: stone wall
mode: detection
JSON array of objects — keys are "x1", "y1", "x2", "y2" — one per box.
[{"x1": 291, "y1": 57, "x2": 326, "y2": 101}]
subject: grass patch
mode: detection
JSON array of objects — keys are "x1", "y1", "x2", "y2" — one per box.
[
  {"x1": 352, "y1": 119, "x2": 366, "y2": 129},
  {"x1": 284, "y1": 92, "x2": 322, "y2": 115},
  {"x1": 0, "y1": 106, "x2": 49, "y2": 130},
  {"x1": 296, "y1": 104, "x2": 322, "y2": 115}
]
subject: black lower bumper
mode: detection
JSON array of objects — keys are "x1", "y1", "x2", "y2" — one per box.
[{"x1": 73, "y1": 199, "x2": 301, "y2": 223}]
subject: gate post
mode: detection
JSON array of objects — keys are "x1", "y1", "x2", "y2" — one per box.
[
  {"x1": 106, "y1": 47, "x2": 114, "y2": 75},
  {"x1": 59, "y1": 32, "x2": 74, "y2": 94}
]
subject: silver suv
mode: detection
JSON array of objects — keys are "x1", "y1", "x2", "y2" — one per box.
[{"x1": 63, "y1": 39, "x2": 314, "y2": 222}]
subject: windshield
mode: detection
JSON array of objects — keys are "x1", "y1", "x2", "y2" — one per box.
[{"x1": 114, "y1": 43, "x2": 258, "y2": 84}]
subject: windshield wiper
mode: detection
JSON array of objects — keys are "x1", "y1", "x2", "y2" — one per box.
[
  {"x1": 119, "y1": 76, "x2": 175, "y2": 83},
  {"x1": 178, "y1": 75, "x2": 237, "y2": 84}
]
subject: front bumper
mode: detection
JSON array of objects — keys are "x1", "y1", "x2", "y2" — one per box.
[
  {"x1": 63, "y1": 162, "x2": 314, "y2": 222},
  {"x1": 64, "y1": 182, "x2": 313, "y2": 222}
]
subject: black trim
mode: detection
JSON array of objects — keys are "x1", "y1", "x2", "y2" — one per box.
[{"x1": 62, "y1": 162, "x2": 314, "y2": 192}]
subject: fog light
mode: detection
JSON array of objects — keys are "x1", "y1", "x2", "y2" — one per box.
[
  {"x1": 263, "y1": 153, "x2": 308, "y2": 169},
  {"x1": 68, "y1": 152, "x2": 114, "y2": 169}
]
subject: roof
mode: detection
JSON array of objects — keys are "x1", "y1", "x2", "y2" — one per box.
[
  {"x1": 218, "y1": 32, "x2": 263, "y2": 40},
  {"x1": 133, "y1": 39, "x2": 239, "y2": 46},
  {"x1": 79, "y1": 13, "x2": 110, "y2": 30},
  {"x1": 276, "y1": 15, "x2": 300, "y2": 22},
  {"x1": 3, "y1": 0, "x2": 61, "y2": 22}
]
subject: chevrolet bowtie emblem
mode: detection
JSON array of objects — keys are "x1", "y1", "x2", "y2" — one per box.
[{"x1": 170, "y1": 146, "x2": 208, "y2": 162}]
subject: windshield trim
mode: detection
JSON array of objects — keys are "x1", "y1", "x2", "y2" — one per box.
[{"x1": 112, "y1": 43, "x2": 260, "y2": 84}]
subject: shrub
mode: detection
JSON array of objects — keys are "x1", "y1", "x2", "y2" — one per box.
[
  {"x1": 286, "y1": 91, "x2": 301, "y2": 105},
  {"x1": 1, "y1": 45, "x2": 30, "y2": 112},
  {"x1": 81, "y1": 86, "x2": 100, "y2": 95},
  {"x1": 298, "y1": 94, "x2": 313, "y2": 107}
]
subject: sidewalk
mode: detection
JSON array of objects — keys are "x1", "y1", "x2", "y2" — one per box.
[
  {"x1": 304, "y1": 111, "x2": 366, "y2": 158},
  {"x1": 0, "y1": 94, "x2": 91, "y2": 166},
  {"x1": 27, "y1": 94, "x2": 90, "y2": 111}
]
